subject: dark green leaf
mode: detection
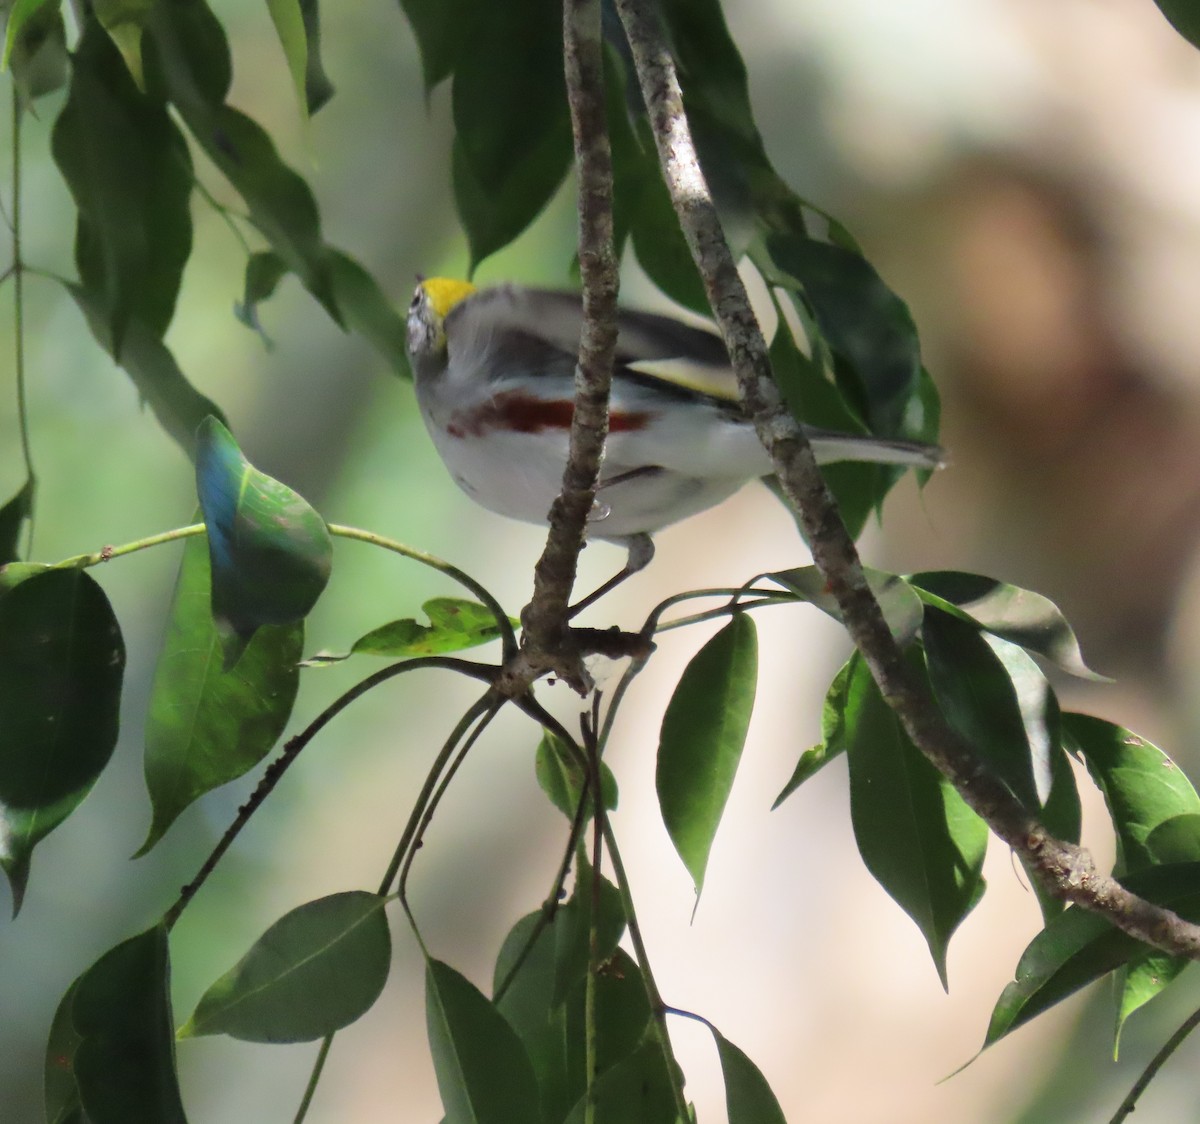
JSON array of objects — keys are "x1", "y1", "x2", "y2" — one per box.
[
  {"x1": 194, "y1": 416, "x2": 331, "y2": 665},
  {"x1": 1115, "y1": 951, "x2": 1188, "y2": 1057},
  {"x1": 0, "y1": 570, "x2": 124, "y2": 907},
  {"x1": 145, "y1": 0, "x2": 339, "y2": 319},
  {"x1": 909, "y1": 571, "x2": 1104, "y2": 680},
  {"x1": 138, "y1": 533, "x2": 302, "y2": 853},
  {"x1": 94, "y1": 0, "x2": 158, "y2": 88},
  {"x1": 69, "y1": 282, "x2": 227, "y2": 457},
  {"x1": 44, "y1": 979, "x2": 84, "y2": 1124},
  {"x1": 657, "y1": 614, "x2": 758, "y2": 896},
  {"x1": 1024, "y1": 735, "x2": 1082, "y2": 923},
  {"x1": 180, "y1": 891, "x2": 390, "y2": 1042},
  {"x1": 398, "y1": 0, "x2": 469, "y2": 92},
  {"x1": 630, "y1": 174, "x2": 709, "y2": 317},
  {"x1": 773, "y1": 657, "x2": 850, "y2": 808},
  {"x1": 845, "y1": 652, "x2": 987, "y2": 986},
  {"x1": 5, "y1": 0, "x2": 67, "y2": 103},
  {"x1": 0, "y1": 478, "x2": 32, "y2": 564},
  {"x1": 233, "y1": 250, "x2": 288, "y2": 345},
  {"x1": 297, "y1": 0, "x2": 334, "y2": 113},
  {"x1": 534, "y1": 731, "x2": 618, "y2": 821},
  {"x1": 923, "y1": 607, "x2": 1054, "y2": 812},
  {"x1": 770, "y1": 564, "x2": 923, "y2": 646},
  {"x1": 984, "y1": 862, "x2": 1200, "y2": 1047},
  {"x1": 327, "y1": 249, "x2": 411, "y2": 376},
  {"x1": 551, "y1": 857, "x2": 626, "y2": 1008},
  {"x1": 449, "y1": 0, "x2": 571, "y2": 268},
  {"x1": 72, "y1": 926, "x2": 187, "y2": 1124},
  {"x1": 426, "y1": 958, "x2": 542, "y2": 1124},
  {"x1": 766, "y1": 233, "x2": 923, "y2": 437},
  {"x1": 712, "y1": 1025, "x2": 787, "y2": 1124},
  {"x1": 52, "y1": 16, "x2": 193, "y2": 350},
  {"x1": 266, "y1": 0, "x2": 309, "y2": 117},
  {"x1": 561, "y1": 1038, "x2": 680, "y2": 1124},
  {"x1": 302, "y1": 598, "x2": 508, "y2": 666},
  {"x1": 1151, "y1": 1, "x2": 1200, "y2": 51}
]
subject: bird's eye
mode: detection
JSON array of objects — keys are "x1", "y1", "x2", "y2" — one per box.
[{"x1": 409, "y1": 290, "x2": 422, "y2": 310}]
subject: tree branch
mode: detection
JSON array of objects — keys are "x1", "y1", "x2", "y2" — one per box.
[
  {"x1": 613, "y1": 0, "x2": 1200, "y2": 960},
  {"x1": 502, "y1": 0, "x2": 622, "y2": 695}
]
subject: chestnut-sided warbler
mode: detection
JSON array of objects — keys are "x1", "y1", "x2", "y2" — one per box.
[{"x1": 406, "y1": 278, "x2": 943, "y2": 598}]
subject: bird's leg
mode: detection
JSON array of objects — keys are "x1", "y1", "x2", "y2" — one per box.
[{"x1": 568, "y1": 532, "x2": 655, "y2": 618}]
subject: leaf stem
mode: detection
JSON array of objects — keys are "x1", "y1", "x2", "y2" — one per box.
[
  {"x1": 51, "y1": 523, "x2": 207, "y2": 569},
  {"x1": 1109, "y1": 1005, "x2": 1200, "y2": 1124},
  {"x1": 292, "y1": 1034, "x2": 334, "y2": 1124},
  {"x1": 162, "y1": 656, "x2": 495, "y2": 930}
]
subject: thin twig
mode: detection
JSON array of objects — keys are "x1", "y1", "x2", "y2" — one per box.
[
  {"x1": 11, "y1": 88, "x2": 34, "y2": 551},
  {"x1": 1109, "y1": 1005, "x2": 1200, "y2": 1123},
  {"x1": 612, "y1": 0, "x2": 1200, "y2": 961}
]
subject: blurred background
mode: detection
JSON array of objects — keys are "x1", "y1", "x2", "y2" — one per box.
[{"x1": 4, "y1": 0, "x2": 1200, "y2": 1120}]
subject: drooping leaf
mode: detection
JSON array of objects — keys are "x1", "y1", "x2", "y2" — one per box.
[
  {"x1": 94, "y1": 0, "x2": 158, "y2": 88},
  {"x1": 769, "y1": 564, "x2": 923, "y2": 647},
  {"x1": 773, "y1": 657, "x2": 851, "y2": 808},
  {"x1": 922, "y1": 606, "x2": 1054, "y2": 813},
  {"x1": 398, "y1": 0, "x2": 469, "y2": 93},
  {"x1": 909, "y1": 571, "x2": 1104, "y2": 680},
  {"x1": 180, "y1": 891, "x2": 390, "y2": 1042},
  {"x1": 426, "y1": 958, "x2": 543, "y2": 1124},
  {"x1": 629, "y1": 171, "x2": 709, "y2": 317},
  {"x1": 72, "y1": 926, "x2": 187, "y2": 1123},
  {"x1": 1023, "y1": 733, "x2": 1082, "y2": 923},
  {"x1": 560, "y1": 1038, "x2": 680, "y2": 1124},
  {"x1": 44, "y1": 979, "x2": 84, "y2": 1124},
  {"x1": 1151, "y1": 0, "x2": 1200, "y2": 51},
  {"x1": 550, "y1": 856, "x2": 626, "y2": 1008},
  {"x1": 534, "y1": 730, "x2": 618, "y2": 821},
  {"x1": 194, "y1": 416, "x2": 331, "y2": 665},
  {"x1": 766, "y1": 233, "x2": 923, "y2": 438},
  {"x1": 327, "y1": 249, "x2": 410, "y2": 376},
  {"x1": 302, "y1": 598, "x2": 509, "y2": 666},
  {"x1": 265, "y1": 0, "x2": 308, "y2": 117},
  {"x1": 711, "y1": 1024, "x2": 787, "y2": 1124},
  {"x1": 0, "y1": 478, "x2": 32, "y2": 564},
  {"x1": 983, "y1": 862, "x2": 1200, "y2": 1049},
  {"x1": 0, "y1": 570, "x2": 124, "y2": 910},
  {"x1": 0, "y1": 560, "x2": 47, "y2": 594},
  {"x1": 233, "y1": 249, "x2": 288, "y2": 345},
  {"x1": 449, "y1": 0, "x2": 570, "y2": 268},
  {"x1": 1063, "y1": 712, "x2": 1200, "y2": 1043},
  {"x1": 68, "y1": 282, "x2": 227, "y2": 457},
  {"x1": 138, "y1": 532, "x2": 302, "y2": 853},
  {"x1": 4, "y1": 0, "x2": 67, "y2": 103},
  {"x1": 657, "y1": 614, "x2": 758, "y2": 896},
  {"x1": 52, "y1": 15, "x2": 193, "y2": 351},
  {"x1": 297, "y1": 0, "x2": 334, "y2": 113},
  {"x1": 844, "y1": 651, "x2": 987, "y2": 986}
]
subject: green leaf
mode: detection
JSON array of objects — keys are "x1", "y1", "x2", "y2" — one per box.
[
  {"x1": 534, "y1": 730, "x2": 618, "y2": 820},
  {"x1": 769, "y1": 564, "x2": 923, "y2": 646},
  {"x1": 94, "y1": 0, "x2": 158, "y2": 88},
  {"x1": 0, "y1": 478, "x2": 32, "y2": 564},
  {"x1": 629, "y1": 172, "x2": 709, "y2": 317},
  {"x1": 44, "y1": 979, "x2": 84, "y2": 1124},
  {"x1": 773, "y1": 657, "x2": 851, "y2": 808},
  {"x1": 561, "y1": 1038, "x2": 681, "y2": 1124},
  {"x1": 766, "y1": 233, "x2": 923, "y2": 438},
  {"x1": 398, "y1": 0, "x2": 469, "y2": 92},
  {"x1": 138, "y1": 532, "x2": 302, "y2": 853},
  {"x1": 4, "y1": 0, "x2": 67, "y2": 104},
  {"x1": 302, "y1": 598, "x2": 509, "y2": 666},
  {"x1": 327, "y1": 249, "x2": 410, "y2": 376},
  {"x1": 296, "y1": 0, "x2": 334, "y2": 113},
  {"x1": 712, "y1": 1025, "x2": 787, "y2": 1124},
  {"x1": 1064, "y1": 712, "x2": 1200, "y2": 1043},
  {"x1": 449, "y1": 0, "x2": 571, "y2": 268},
  {"x1": 72, "y1": 926, "x2": 187, "y2": 1123},
  {"x1": 908, "y1": 570, "x2": 1104, "y2": 680},
  {"x1": 266, "y1": 0, "x2": 308, "y2": 117},
  {"x1": 194, "y1": 416, "x2": 331, "y2": 666},
  {"x1": 180, "y1": 891, "x2": 390, "y2": 1042},
  {"x1": 233, "y1": 249, "x2": 288, "y2": 345},
  {"x1": 550, "y1": 857, "x2": 626, "y2": 1008},
  {"x1": 922, "y1": 606, "x2": 1054, "y2": 812},
  {"x1": 145, "y1": 0, "x2": 339, "y2": 319},
  {"x1": 1152, "y1": 1, "x2": 1200, "y2": 51},
  {"x1": 0, "y1": 570, "x2": 124, "y2": 909},
  {"x1": 426, "y1": 958, "x2": 542, "y2": 1124},
  {"x1": 52, "y1": 15, "x2": 193, "y2": 351},
  {"x1": 984, "y1": 862, "x2": 1200, "y2": 1048},
  {"x1": 69, "y1": 282, "x2": 228, "y2": 457},
  {"x1": 0, "y1": 560, "x2": 48, "y2": 594},
  {"x1": 657, "y1": 614, "x2": 758, "y2": 896},
  {"x1": 844, "y1": 652, "x2": 987, "y2": 986},
  {"x1": 1023, "y1": 735, "x2": 1082, "y2": 924}
]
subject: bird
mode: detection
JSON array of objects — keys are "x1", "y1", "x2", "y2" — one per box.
[{"x1": 405, "y1": 277, "x2": 943, "y2": 611}]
